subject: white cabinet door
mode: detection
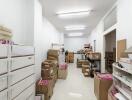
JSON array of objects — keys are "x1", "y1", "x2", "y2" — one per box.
[
  {"x1": 11, "y1": 45, "x2": 34, "y2": 57},
  {"x1": 0, "y1": 75, "x2": 8, "y2": 91},
  {"x1": 0, "y1": 59, "x2": 8, "y2": 75},
  {"x1": 0, "y1": 89, "x2": 8, "y2": 100},
  {"x1": 13, "y1": 84, "x2": 35, "y2": 100},
  {"x1": 0, "y1": 45, "x2": 8, "y2": 58},
  {"x1": 9, "y1": 65, "x2": 34, "y2": 86},
  {"x1": 10, "y1": 74, "x2": 35, "y2": 99},
  {"x1": 11, "y1": 56, "x2": 34, "y2": 71}
]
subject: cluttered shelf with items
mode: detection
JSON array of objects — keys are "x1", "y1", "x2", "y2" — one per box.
[
  {"x1": 76, "y1": 43, "x2": 101, "y2": 78},
  {"x1": 108, "y1": 46, "x2": 132, "y2": 100}
]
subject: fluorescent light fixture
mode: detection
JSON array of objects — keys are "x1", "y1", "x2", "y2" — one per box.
[
  {"x1": 68, "y1": 32, "x2": 83, "y2": 37},
  {"x1": 69, "y1": 92, "x2": 82, "y2": 98},
  {"x1": 65, "y1": 25, "x2": 86, "y2": 31},
  {"x1": 57, "y1": 9, "x2": 91, "y2": 19}
]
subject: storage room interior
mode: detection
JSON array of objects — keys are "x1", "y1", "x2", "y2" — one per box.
[{"x1": 0, "y1": 0, "x2": 132, "y2": 100}]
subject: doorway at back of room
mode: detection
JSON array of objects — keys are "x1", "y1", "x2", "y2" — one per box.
[{"x1": 104, "y1": 29, "x2": 116, "y2": 73}]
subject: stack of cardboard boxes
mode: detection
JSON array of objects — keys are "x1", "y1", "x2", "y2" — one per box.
[
  {"x1": 82, "y1": 64, "x2": 90, "y2": 77},
  {"x1": 77, "y1": 59, "x2": 89, "y2": 68},
  {"x1": 36, "y1": 60, "x2": 58, "y2": 100},
  {"x1": 47, "y1": 49, "x2": 59, "y2": 61},
  {"x1": 68, "y1": 52, "x2": 74, "y2": 63}
]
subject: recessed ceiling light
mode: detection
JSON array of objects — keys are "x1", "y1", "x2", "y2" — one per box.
[
  {"x1": 68, "y1": 32, "x2": 83, "y2": 37},
  {"x1": 65, "y1": 25, "x2": 86, "y2": 31},
  {"x1": 69, "y1": 92, "x2": 82, "y2": 98},
  {"x1": 56, "y1": 9, "x2": 91, "y2": 19}
]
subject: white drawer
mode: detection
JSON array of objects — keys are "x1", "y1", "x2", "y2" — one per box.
[
  {"x1": 13, "y1": 84, "x2": 35, "y2": 100},
  {"x1": 0, "y1": 45, "x2": 8, "y2": 58},
  {"x1": 0, "y1": 59, "x2": 8, "y2": 75},
  {"x1": 9, "y1": 65, "x2": 34, "y2": 86},
  {"x1": 0, "y1": 75, "x2": 8, "y2": 91},
  {"x1": 11, "y1": 56, "x2": 34, "y2": 71},
  {"x1": 11, "y1": 45, "x2": 34, "y2": 57},
  {"x1": 0, "y1": 89, "x2": 8, "y2": 100},
  {"x1": 27, "y1": 93, "x2": 35, "y2": 100},
  {"x1": 10, "y1": 74, "x2": 35, "y2": 99}
]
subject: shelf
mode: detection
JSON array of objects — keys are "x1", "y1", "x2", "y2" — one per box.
[
  {"x1": 115, "y1": 85, "x2": 131, "y2": 100},
  {"x1": 113, "y1": 64, "x2": 132, "y2": 74},
  {"x1": 113, "y1": 74, "x2": 132, "y2": 88}
]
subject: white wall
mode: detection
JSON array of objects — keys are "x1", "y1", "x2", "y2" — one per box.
[
  {"x1": 34, "y1": 0, "x2": 63, "y2": 79},
  {"x1": 64, "y1": 37, "x2": 88, "y2": 52},
  {"x1": 88, "y1": 0, "x2": 132, "y2": 72},
  {"x1": 0, "y1": 0, "x2": 34, "y2": 45}
]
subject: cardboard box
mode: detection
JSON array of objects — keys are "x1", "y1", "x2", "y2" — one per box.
[
  {"x1": 94, "y1": 73, "x2": 113, "y2": 100},
  {"x1": 58, "y1": 68, "x2": 68, "y2": 79},
  {"x1": 36, "y1": 79, "x2": 54, "y2": 100}
]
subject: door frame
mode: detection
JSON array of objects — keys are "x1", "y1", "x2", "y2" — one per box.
[{"x1": 102, "y1": 24, "x2": 117, "y2": 73}]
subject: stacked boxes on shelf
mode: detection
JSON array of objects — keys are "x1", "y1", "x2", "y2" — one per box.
[
  {"x1": 82, "y1": 64, "x2": 90, "y2": 77},
  {"x1": 77, "y1": 59, "x2": 89, "y2": 68}
]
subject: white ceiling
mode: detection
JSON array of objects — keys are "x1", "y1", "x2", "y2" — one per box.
[{"x1": 41, "y1": 0, "x2": 116, "y2": 37}]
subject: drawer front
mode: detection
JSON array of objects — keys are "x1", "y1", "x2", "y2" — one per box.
[
  {"x1": 9, "y1": 65, "x2": 34, "y2": 86},
  {"x1": 10, "y1": 74, "x2": 35, "y2": 99},
  {"x1": 27, "y1": 93, "x2": 35, "y2": 100},
  {"x1": 0, "y1": 45, "x2": 8, "y2": 58},
  {"x1": 0, "y1": 59, "x2": 8, "y2": 75},
  {"x1": 11, "y1": 56, "x2": 34, "y2": 71},
  {"x1": 0, "y1": 75, "x2": 8, "y2": 91},
  {"x1": 12, "y1": 45, "x2": 34, "y2": 57},
  {"x1": 13, "y1": 84, "x2": 35, "y2": 100},
  {"x1": 0, "y1": 89, "x2": 8, "y2": 100}
]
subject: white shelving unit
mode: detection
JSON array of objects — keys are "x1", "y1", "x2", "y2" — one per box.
[
  {"x1": 0, "y1": 44, "x2": 35, "y2": 100},
  {"x1": 113, "y1": 62, "x2": 132, "y2": 100}
]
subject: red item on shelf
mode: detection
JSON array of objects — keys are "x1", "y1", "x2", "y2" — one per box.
[
  {"x1": 97, "y1": 73, "x2": 113, "y2": 80},
  {"x1": 59, "y1": 63, "x2": 68, "y2": 70}
]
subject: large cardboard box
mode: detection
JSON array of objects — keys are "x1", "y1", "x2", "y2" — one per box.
[
  {"x1": 36, "y1": 79, "x2": 54, "y2": 100},
  {"x1": 58, "y1": 68, "x2": 68, "y2": 79},
  {"x1": 94, "y1": 73, "x2": 113, "y2": 100}
]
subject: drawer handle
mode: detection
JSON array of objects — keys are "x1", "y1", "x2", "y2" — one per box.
[{"x1": 28, "y1": 57, "x2": 32, "y2": 59}]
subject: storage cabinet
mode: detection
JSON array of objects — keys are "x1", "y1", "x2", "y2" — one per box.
[
  {"x1": 11, "y1": 45, "x2": 34, "y2": 57},
  {"x1": 0, "y1": 75, "x2": 8, "y2": 91},
  {"x1": 0, "y1": 44, "x2": 35, "y2": 100},
  {"x1": 0, "y1": 45, "x2": 8, "y2": 58},
  {"x1": 0, "y1": 59, "x2": 8, "y2": 75},
  {"x1": 0, "y1": 89, "x2": 8, "y2": 100}
]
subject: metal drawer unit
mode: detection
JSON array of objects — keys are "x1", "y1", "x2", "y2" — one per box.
[
  {"x1": 9, "y1": 74, "x2": 35, "y2": 100},
  {"x1": 0, "y1": 44, "x2": 35, "y2": 100},
  {"x1": 0, "y1": 59, "x2": 8, "y2": 75},
  {"x1": 13, "y1": 84, "x2": 35, "y2": 100},
  {"x1": 11, "y1": 56, "x2": 34, "y2": 71},
  {"x1": 0, "y1": 75, "x2": 8, "y2": 92},
  {"x1": 0, "y1": 89, "x2": 8, "y2": 100}
]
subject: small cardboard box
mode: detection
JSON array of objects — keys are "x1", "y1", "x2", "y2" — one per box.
[
  {"x1": 58, "y1": 68, "x2": 68, "y2": 79},
  {"x1": 94, "y1": 73, "x2": 113, "y2": 100}
]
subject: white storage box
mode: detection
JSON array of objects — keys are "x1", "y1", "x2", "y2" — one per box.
[
  {"x1": 0, "y1": 45, "x2": 8, "y2": 58},
  {"x1": 0, "y1": 89, "x2": 8, "y2": 100},
  {"x1": 9, "y1": 65, "x2": 34, "y2": 85},
  {"x1": 11, "y1": 56, "x2": 34, "y2": 71},
  {"x1": 10, "y1": 74, "x2": 35, "y2": 99},
  {"x1": 11, "y1": 45, "x2": 34, "y2": 57},
  {"x1": 0, "y1": 75, "x2": 8, "y2": 91},
  {"x1": 13, "y1": 84, "x2": 35, "y2": 100},
  {"x1": 0, "y1": 59, "x2": 8, "y2": 75}
]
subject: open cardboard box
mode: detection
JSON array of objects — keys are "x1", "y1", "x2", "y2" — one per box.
[{"x1": 94, "y1": 73, "x2": 113, "y2": 100}]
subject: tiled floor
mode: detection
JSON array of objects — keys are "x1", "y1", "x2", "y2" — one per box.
[{"x1": 51, "y1": 63, "x2": 97, "y2": 100}]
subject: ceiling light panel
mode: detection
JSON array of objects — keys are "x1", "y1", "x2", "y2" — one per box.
[
  {"x1": 65, "y1": 25, "x2": 86, "y2": 31},
  {"x1": 68, "y1": 32, "x2": 83, "y2": 37},
  {"x1": 57, "y1": 9, "x2": 91, "y2": 19}
]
